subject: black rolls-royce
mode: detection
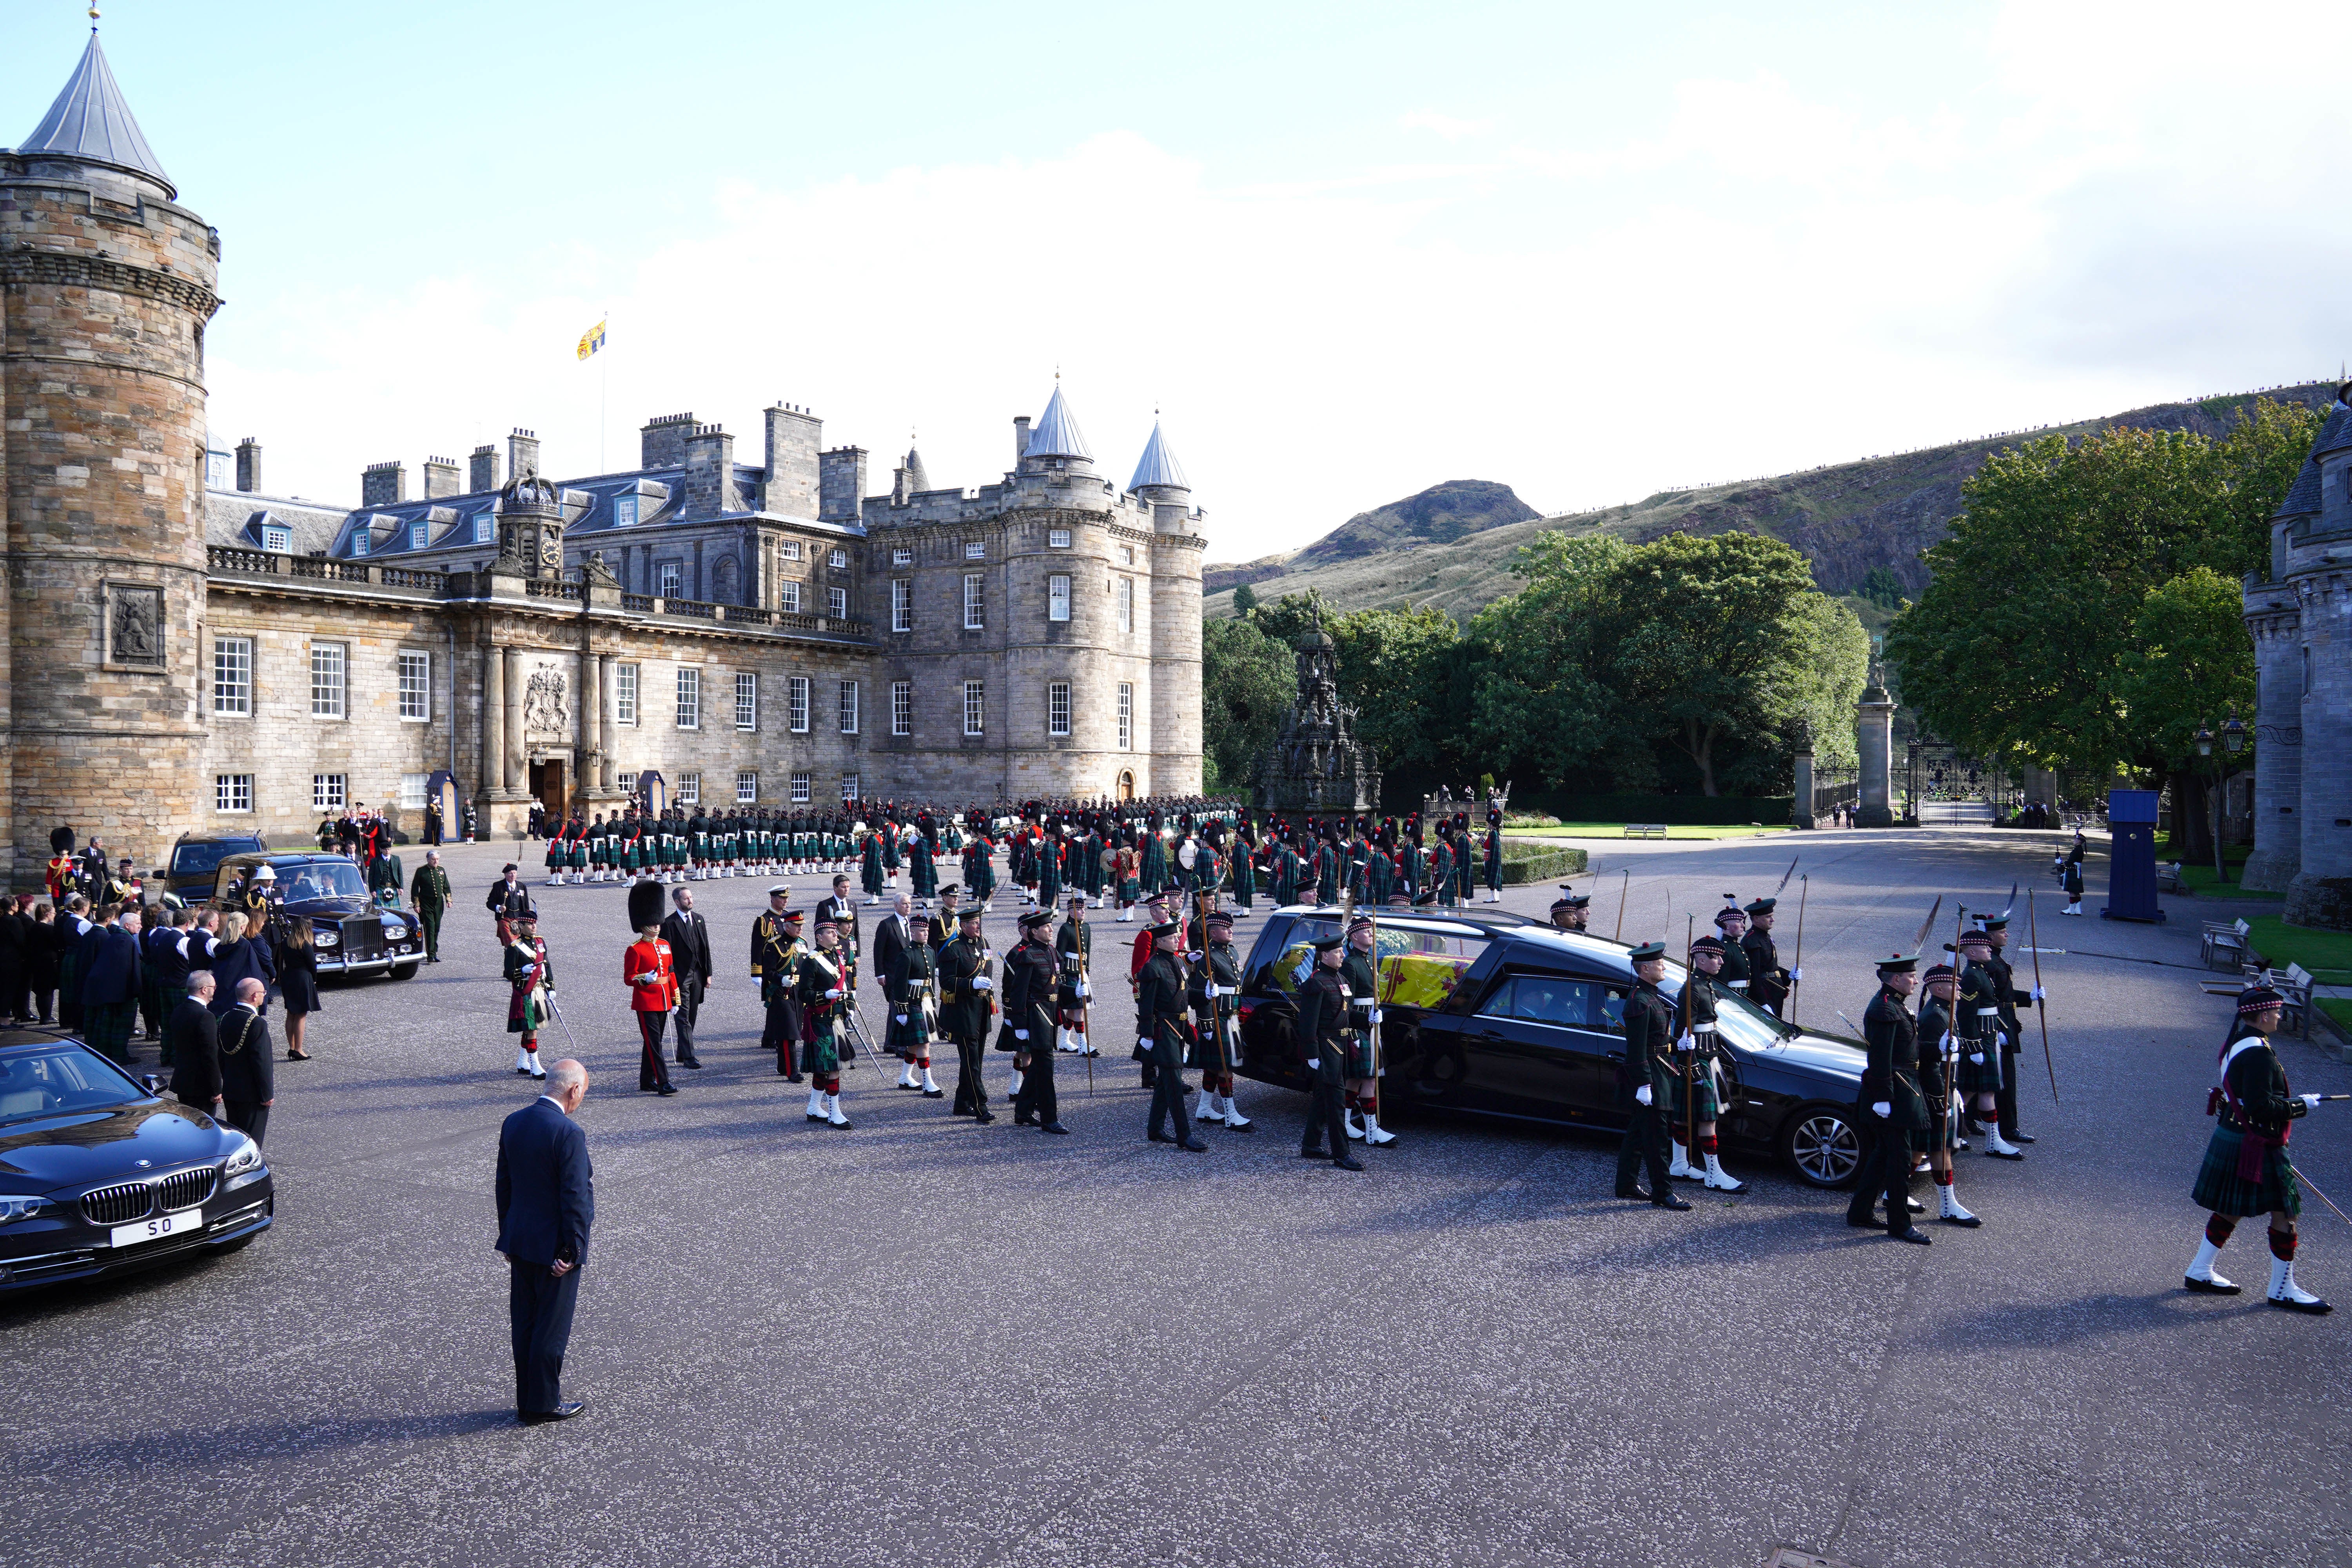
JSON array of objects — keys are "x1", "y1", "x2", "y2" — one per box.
[
  {"x1": 0, "y1": 1027, "x2": 274, "y2": 1293},
  {"x1": 1232, "y1": 907, "x2": 1868, "y2": 1187},
  {"x1": 211, "y1": 853, "x2": 423, "y2": 982}
]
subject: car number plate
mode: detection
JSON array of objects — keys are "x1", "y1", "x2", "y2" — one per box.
[{"x1": 111, "y1": 1206, "x2": 204, "y2": 1249}]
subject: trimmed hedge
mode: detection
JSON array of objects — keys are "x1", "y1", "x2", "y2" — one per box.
[{"x1": 1500, "y1": 840, "x2": 1586, "y2": 886}]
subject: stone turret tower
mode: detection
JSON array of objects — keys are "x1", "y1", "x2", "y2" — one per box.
[
  {"x1": 2, "y1": 32, "x2": 220, "y2": 884},
  {"x1": 1129, "y1": 418, "x2": 1205, "y2": 794},
  {"x1": 498, "y1": 469, "x2": 566, "y2": 580}
]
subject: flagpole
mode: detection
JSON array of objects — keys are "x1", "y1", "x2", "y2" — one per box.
[{"x1": 599, "y1": 311, "x2": 609, "y2": 474}]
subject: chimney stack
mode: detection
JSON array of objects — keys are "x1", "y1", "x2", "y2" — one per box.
[
  {"x1": 423, "y1": 455, "x2": 461, "y2": 499},
  {"x1": 819, "y1": 446, "x2": 868, "y2": 524},
  {"x1": 683, "y1": 424, "x2": 739, "y2": 517},
  {"x1": 762, "y1": 403, "x2": 821, "y2": 517},
  {"x1": 1013, "y1": 415, "x2": 1032, "y2": 471},
  {"x1": 641, "y1": 412, "x2": 696, "y2": 469},
  {"x1": 234, "y1": 437, "x2": 262, "y2": 494},
  {"x1": 469, "y1": 444, "x2": 500, "y2": 493},
  {"x1": 361, "y1": 461, "x2": 406, "y2": 507},
  {"x1": 507, "y1": 428, "x2": 541, "y2": 481}
]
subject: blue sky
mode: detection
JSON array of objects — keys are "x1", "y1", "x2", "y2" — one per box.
[{"x1": 10, "y1": 1, "x2": 2348, "y2": 556}]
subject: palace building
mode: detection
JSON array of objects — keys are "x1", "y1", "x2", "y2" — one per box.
[{"x1": 1, "y1": 35, "x2": 1205, "y2": 885}]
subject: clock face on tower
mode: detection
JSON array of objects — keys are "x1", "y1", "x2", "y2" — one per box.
[{"x1": 540, "y1": 536, "x2": 562, "y2": 568}]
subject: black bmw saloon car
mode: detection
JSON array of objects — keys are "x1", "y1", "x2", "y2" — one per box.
[
  {"x1": 0, "y1": 1026, "x2": 274, "y2": 1292},
  {"x1": 1232, "y1": 906, "x2": 1869, "y2": 1187}
]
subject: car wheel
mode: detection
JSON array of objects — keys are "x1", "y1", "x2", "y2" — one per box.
[
  {"x1": 1781, "y1": 1104, "x2": 1861, "y2": 1188},
  {"x1": 387, "y1": 962, "x2": 419, "y2": 982}
]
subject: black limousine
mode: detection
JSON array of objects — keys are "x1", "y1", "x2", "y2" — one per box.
[
  {"x1": 0, "y1": 1026, "x2": 274, "y2": 1292},
  {"x1": 1231, "y1": 906, "x2": 1869, "y2": 1186}
]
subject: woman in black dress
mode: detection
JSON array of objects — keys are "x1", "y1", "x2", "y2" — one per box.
[{"x1": 276, "y1": 915, "x2": 320, "y2": 1060}]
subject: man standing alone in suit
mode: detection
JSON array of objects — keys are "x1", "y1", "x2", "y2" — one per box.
[
  {"x1": 659, "y1": 888, "x2": 711, "y2": 1070},
  {"x1": 496, "y1": 1059, "x2": 595, "y2": 1425},
  {"x1": 169, "y1": 971, "x2": 223, "y2": 1119}
]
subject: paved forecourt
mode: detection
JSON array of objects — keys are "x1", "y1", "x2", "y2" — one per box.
[{"x1": 6, "y1": 828, "x2": 2348, "y2": 1568}]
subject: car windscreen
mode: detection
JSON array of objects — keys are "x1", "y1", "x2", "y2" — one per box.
[
  {"x1": 0, "y1": 1043, "x2": 138, "y2": 1125},
  {"x1": 1261, "y1": 914, "x2": 1492, "y2": 1005},
  {"x1": 278, "y1": 862, "x2": 368, "y2": 902},
  {"x1": 171, "y1": 840, "x2": 247, "y2": 877},
  {"x1": 1654, "y1": 964, "x2": 1789, "y2": 1053}
]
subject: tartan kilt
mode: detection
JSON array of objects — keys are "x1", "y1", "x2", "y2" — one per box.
[
  {"x1": 1958, "y1": 1045, "x2": 2004, "y2": 1097},
  {"x1": 2193, "y1": 1125, "x2": 2301, "y2": 1218},
  {"x1": 544, "y1": 842, "x2": 565, "y2": 870},
  {"x1": 83, "y1": 1000, "x2": 137, "y2": 1062},
  {"x1": 1667, "y1": 1060, "x2": 1722, "y2": 1122},
  {"x1": 805, "y1": 1018, "x2": 840, "y2": 1076},
  {"x1": 508, "y1": 986, "x2": 550, "y2": 1035}
]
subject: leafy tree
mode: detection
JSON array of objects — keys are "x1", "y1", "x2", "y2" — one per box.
[
  {"x1": 1460, "y1": 533, "x2": 1628, "y2": 788},
  {"x1": 1244, "y1": 590, "x2": 1462, "y2": 775},
  {"x1": 1604, "y1": 531, "x2": 1824, "y2": 796},
  {"x1": 1230, "y1": 581, "x2": 1259, "y2": 614},
  {"x1": 2114, "y1": 566, "x2": 2259, "y2": 864},
  {"x1": 1199, "y1": 615, "x2": 1296, "y2": 789},
  {"x1": 1857, "y1": 565, "x2": 1907, "y2": 611},
  {"x1": 1886, "y1": 401, "x2": 2314, "y2": 783}
]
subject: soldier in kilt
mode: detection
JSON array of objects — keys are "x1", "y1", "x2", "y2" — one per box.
[
  {"x1": 1668, "y1": 935, "x2": 1742, "y2": 1191},
  {"x1": 1844, "y1": 952, "x2": 1931, "y2": 1243},
  {"x1": 861, "y1": 824, "x2": 887, "y2": 902},
  {"x1": 885, "y1": 897, "x2": 944, "y2": 1097},
  {"x1": 1054, "y1": 893, "x2": 1098, "y2": 1056},
  {"x1": 2185, "y1": 985, "x2": 2330, "y2": 1312},
  {"x1": 1956, "y1": 930, "x2": 2025, "y2": 1158},
  {"x1": 1187, "y1": 910, "x2": 1249, "y2": 1128},
  {"x1": 503, "y1": 914, "x2": 554, "y2": 1080},
  {"x1": 909, "y1": 829, "x2": 939, "y2": 909},
  {"x1": 964, "y1": 833, "x2": 997, "y2": 913},
  {"x1": 1915, "y1": 962, "x2": 1981, "y2": 1225},
  {"x1": 1112, "y1": 842, "x2": 1142, "y2": 920},
  {"x1": 1712, "y1": 902, "x2": 1751, "y2": 996},
  {"x1": 797, "y1": 921, "x2": 852, "y2": 1127},
  {"x1": 543, "y1": 828, "x2": 567, "y2": 886}
]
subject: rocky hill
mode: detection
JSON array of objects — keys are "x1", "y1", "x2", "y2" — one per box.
[{"x1": 1204, "y1": 381, "x2": 2340, "y2": 620}]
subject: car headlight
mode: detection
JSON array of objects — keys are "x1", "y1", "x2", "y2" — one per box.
[
  {"x1": 0, "y1": 1196, "x2": 49, "y2": 1225},
  {"x1": 221, "y1": 1135, "x2": 262, "y2": 1178},
  {"x1": 380, "y1": 917, "x2": 407, "y2": 937},
  {"x1": 313, "y1": 929, "x2": 339, "y2": 948}
]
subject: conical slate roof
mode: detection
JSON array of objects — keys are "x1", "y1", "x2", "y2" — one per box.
[
  {"x1": 1025, "y1": 384, "x2": 1091, "y2": 460},
  {"x1": 2276, "y1": 399, "x2": 2352, "y2": 519},
  {"x1": 19, "y1": 34, "x2": 173, "y2": 197},
  {"x1": 904, "y1": 446, "x2": 932, "y2": 492},
  {"x1": 1128, "y1": 420, "x2": 1189, "y2": 491}
]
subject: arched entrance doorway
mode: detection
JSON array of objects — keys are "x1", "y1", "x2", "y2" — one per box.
[{"x1": 1116, "y1": 770, "x2": 1136, "y2": 802}]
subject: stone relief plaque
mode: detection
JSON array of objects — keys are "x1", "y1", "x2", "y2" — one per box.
[
  {"x1": 103, "y1": 582, "x2": 166, "y2": 670},
  {"x1": 524, "y1": 664, "x2": 570, "y2": 735}
]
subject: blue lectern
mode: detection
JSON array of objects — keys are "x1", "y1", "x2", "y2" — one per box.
[{"x1": 2102, "y1": 788, "x2": 2165, "y2": 923}]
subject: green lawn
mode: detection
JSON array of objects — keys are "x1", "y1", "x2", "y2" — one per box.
[
  {"x1": 1508, "y1": 823, "x2": 1794, "y2": 841},
  {"x1": 2178, "y1": 864, "x2": 2281, "y2": 900},
  {"x1": 2245, "y1": 917, "x2": 2352, "y2": 984},
  {"x1": 2321, "y1": 999, "x2": 2352, "y2": 1033}
]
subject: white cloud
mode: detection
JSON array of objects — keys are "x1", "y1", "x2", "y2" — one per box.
[
  {"x1": 1399, "y1": 110, "x2": 1498, "y2": 142},
  {"x1": 208, "y1": 3, "x2": 2352, "y2": 563}
]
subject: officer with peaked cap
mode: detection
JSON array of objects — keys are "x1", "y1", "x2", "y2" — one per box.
[
  {"x1": 1614, "y1": 941, "x2": 1689, "y2": 1209},
  {"x1": 1741, "y1": 897, "x2": 1793, "y2": 1016},
  {"x1": 1846, "y1": 952, "x2": 1931, "y2": 1243},
  {"x1": 1294, "y1": 934, "x2": 1363, "y2": 1169},
  {"x1": 1005, "y1": 908, "x2": 1068, "y2": 1133}
]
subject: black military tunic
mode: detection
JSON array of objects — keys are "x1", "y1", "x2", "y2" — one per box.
[
  {"x1": 1613, "y1": 978, "x2": 1676, "y2": 1198},
  {"x1": 1135, "y1": 949, "x2": 1196, "y2": 1144},
  {"x1": 1295, "y1": 963, "x2": 1352, "y2": 1159},
  {"x1": 1742, "y1": 926, "x2": 1789, "y2": 1015},
  {"x1": 1847, "y1": 984, "x2": 1926, "y2": 1232},
  {"x1": 1003, "y1": 935, "x2": 1059, "y2": 1125},
  {"x1": 938, "y1": 931, "x2": 996, "y2": 1120}
]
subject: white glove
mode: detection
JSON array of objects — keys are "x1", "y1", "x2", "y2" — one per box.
[
  {"x1": 1014, "y1": 1029, "x2": 1029, "y2": 1040},
  {"x1": 1185, "y1": 951, "x2": 1203, "y2": 963},
  {"x1": 1789, "y1": 967, "x2": 1802, "y2": 983},
  {"x1": 971, "y1": 976, "x2": 992, "y2": 991},
  {"x1": 2031, "y1": 987, "x2": 2045, "y2": 1002},
  {"x1": 1635, "y1": 1085, "x2": 1653, "y2": 1107},
  {"x1": 1872, "y1": 1101, "x2": 1891, "y2": 1119},
  {"x1": 635, "y1": 971, "x2": 657, "y2": 985},
  {"x1": 825, "y1": 988, "x2": 842, "y2": 1000},
  {"x1": 1137, "y1": 1037, "x2": 1151, "y2": 1052},
  {"x1": 1076, "y1": 980, "x2": 1091, "y2": 998},
  {"x1": 2301, "y1": 1094, "x2": 2322, "y2": 1109},
  {"x1": 1969, "y1": 1052, "x2": 1984, "y2": 1064},
  {"x1": 1370, "y1": 1009, "x2": 1384, "y2": 1024},
  {"x1": 894, "y1": 1014, "x2": 908, "y2": 1025},
  {"x1": 1675, "y1": 1033, "x2": 1696, "y2": 1053}
]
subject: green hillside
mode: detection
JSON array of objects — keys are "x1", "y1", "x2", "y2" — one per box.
[{"x1": 1204, "y1": 381, "x2": 2341, "y2": 621}]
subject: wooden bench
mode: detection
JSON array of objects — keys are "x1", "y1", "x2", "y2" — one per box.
[
  {"x1": 2201, "y1": 917, "x2": 2250, "y2": 971},
  {"x1": 2281, "y1": 964, "x2": 2316, "y2": 1039},
  {"x1": 1622, "y1": 823, "x2": 1668, "y2": 840},
  {"x1": 2156, "y1": 862, "x2": 2184, "y2": 893}
]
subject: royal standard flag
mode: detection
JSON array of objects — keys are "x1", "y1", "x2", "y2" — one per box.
[{"x1": 576, "y1": 318, "x2": 606, "y2": 360}]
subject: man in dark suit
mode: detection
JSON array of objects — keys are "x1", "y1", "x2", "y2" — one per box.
[
  {"x1": 486, "y1": 866, "x2": 534, "y2": 946},
  {"x1": 658, "y1": 888, "x2": 711, "y2": 1070},
  {"x1": 216, "y1": 977, "x2": 276, "y2": 1145},
  {"x1": 169, "y1": 972, "x2": 223, "y2": 1118},
  {"x1": 870, "y1": 891, "x2": 913, "y2": 1007},
  {"x1": 495, "y1": 1058, "x2": 595, "y2": 1424},
  {"x1": 79, "y1": 904, "x2": 144, "y2": 1065}
]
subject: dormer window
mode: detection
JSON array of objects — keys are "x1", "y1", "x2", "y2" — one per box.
[
  {"x1": 473, "y1": 512, "x2": 494, "y2": 544},
  {"x1": 349, "y1": 528, "x2": 369, "y2": 557},
  {"x1": 263, "y1": 525, "x2": 289, "y2": 553},
  {"x1": 409, "y1": 523, "x2": 428, "y2": 550},
  {"x1": 614, "y1": 495, "x2": 639, "y2": 528}
]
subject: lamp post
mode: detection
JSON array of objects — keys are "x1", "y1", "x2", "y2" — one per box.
[{"x1": 2217, "y1": 714, "x2": 2246, "y2": 886}]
